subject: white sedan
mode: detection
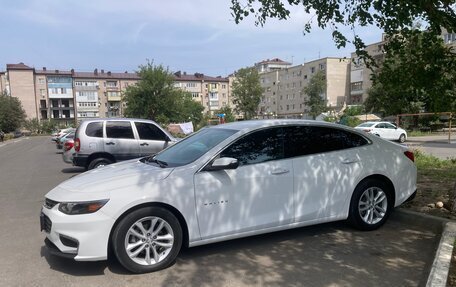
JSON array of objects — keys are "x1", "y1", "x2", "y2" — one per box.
[
  {"x1": 355, "y1": 121, "x2": 407, "y2": 143},
  {"x1": 41, "y1": 120, "x2": 417, "y2": 273}
]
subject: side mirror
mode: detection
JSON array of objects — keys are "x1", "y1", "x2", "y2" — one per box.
[{"x1": 204, "y1": 157, "x2": 239, "y2": 171}]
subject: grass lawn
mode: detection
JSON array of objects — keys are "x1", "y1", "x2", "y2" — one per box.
[{"x1": 400, "y1": 151, "x2": 456, "y2": 286}]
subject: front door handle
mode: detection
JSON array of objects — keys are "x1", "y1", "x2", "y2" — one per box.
[
  {"x1": 271, "y1": 169, "x2": 290, "y2": 175},
  {"x1": 140, "y1": 143, "x2": 149, "y2": 146},
  {"x1": 105, "y1": 142, "x2": 115, "y2": 145},
  {"x1": 341, "y1": 158, "x2": 359, "y2": 164}
]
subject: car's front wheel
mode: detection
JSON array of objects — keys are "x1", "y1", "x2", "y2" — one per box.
[
  {"x1": 348, "y1": 178, "x2": 393, "y2": 231},
  {"x1": 112, "y1": 207, "x2": 182, "y2": 273}
]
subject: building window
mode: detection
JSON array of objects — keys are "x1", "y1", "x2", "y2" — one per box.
[
  {"x1": 106, "y1": 81, "x2": 117, "y2": 87},
  {"x1": 186, "y1": 82, "x2": 197, "y2": 88},
  {"x1": 222, "y1": 84, "x2": 226, "y2": 89},
  {"x1": 38, "y1": 78, "x2": 45, "y2": 84},
  {"x1": 304, "y1": 75, "x2": 308, "y2": 79},
  {"x1": 310, "y1": 67, "x2": 315, "y2": 74},
  {"x1": 191, "y1": 92, "x2": 199, "y2": 98},
  {"x1": 319, "y1": 64, "x2": 326, "y2": 70},
  {"x1": 40, "y1": 89, "x2": 46, "y2": 96},
  {"x1": 350, "y1": 82, "x2": 363, "y2": 92}
]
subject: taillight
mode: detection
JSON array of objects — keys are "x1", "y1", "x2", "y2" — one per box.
[
  {"x1": 74, "y1": 138, "x2": 80, "y2": 152},
  {"x1": 64, "y1": 141, "x2": 74, "y2": 152},
  {"x1": 404, "y1": 151, "x2": 414, "y2": 162}
]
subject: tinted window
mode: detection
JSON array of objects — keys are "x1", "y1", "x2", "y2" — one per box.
[
  {"x1": 385, "y1": 123, "x2": 396, "y2": 129},
  {"x1": 106, "y1": 121, "x2": 134, "y2": 139},
  {"x1": 153, "y1": 128, "x2": 237, "y2": 167},
  {"x1": 135, "y1": 122, "x2": 167, "y2": 141},
  {"x1": 85, "y1": 122, "x2": 103, "y2": 138},
  {"x1": 375, "y1": 123, "x2": 386, "y2": 128},
  {"x1": 284, "y1": 126, "x2": 368, "y2": 157},
  {"x1": 221, "y1": 127, "x2": 284, "y2": 166}
]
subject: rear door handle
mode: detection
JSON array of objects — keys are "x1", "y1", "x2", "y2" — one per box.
[
  {"x1": 140, "y1": 143, "x2": 149, "y2": 146},
  {"x1": 271, "y1": 169, "x2": 290, "y2": 175},
  {"x1": 105, "y1": 142, "x2": 115, "y2": 145},
  {"x1": 341, "y1": 158, "x2": 359, "y2": 164}
]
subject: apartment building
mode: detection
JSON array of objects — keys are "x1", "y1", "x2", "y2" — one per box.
[
  {"x1": 258, "y1": 57, "x2": 350, "y2": 118},
  {"x1": 1, "y1": 63, "x2": 231, "y2": 123},
  {"x1": 349, "y1": 35, "x2": 387, "y2": 105},
  {"x1": 254, "y1": 58, "x2": 291, "y2": 74},
  {"x1": 173, "y1": 71, "x2": 231, "y2": 114}
]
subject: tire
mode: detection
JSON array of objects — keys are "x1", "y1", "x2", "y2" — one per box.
[
  {"x1": 348, "y1": 178, "x2": 393, "y2": 231},
  {"x1": 112, "y1": 207, "x2": 183, "y2": 274},
  {"x1": 87, "y1": 157, "x2": 113, "y2": 170},
  {"x1": 398, "y1": 134, "x2": 406, "y2": 143}
]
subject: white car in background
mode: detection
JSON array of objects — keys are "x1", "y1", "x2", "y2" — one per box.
[
  {"x1": 41, "y1": 120, "x2": 416, "y2": 273},
  {"x1": 355, "y1": 121, "x2": 407, "y2": 143}
]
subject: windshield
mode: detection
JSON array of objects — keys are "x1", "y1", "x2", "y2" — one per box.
[
  {"x1": 357, "y1": 123, "x2": 375, "y2": 127},
  {"x1": 151, "y1": 128, "x2": 237, "y2": 167}
]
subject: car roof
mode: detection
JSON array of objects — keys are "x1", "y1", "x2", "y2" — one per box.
[{"x1": 210, "y1": 119, "x2": 349, "y2": 132}]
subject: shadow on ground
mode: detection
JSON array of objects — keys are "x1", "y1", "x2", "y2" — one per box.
[{"x1": 40, "y1": 217, "x2": 438, "y2": 286}]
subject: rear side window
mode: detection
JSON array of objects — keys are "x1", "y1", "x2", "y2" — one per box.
[
  {"x1": 106, "y1": 121, "x2": 135, "y2": 139},
  {"x1": 135, "y1": 122, "x2": 167, "y2": 141},
  {"x1": 284, "y1": 126, "x2": 368, "y2": 157},
  {"x1": 85, "y1": 122, "x2": 103, "y2": 138},
  {"x1": 221, "y1": 127, "x2": 284, "y2": 166}
]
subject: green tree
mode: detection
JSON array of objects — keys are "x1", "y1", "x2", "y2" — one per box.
[
  {"x1": 230, "y1": 0, "x2": 456, "y2": 64},
  {"x1": 215, "y1": 106, "x2": 236, "y2": 123},
  {"x1": 0, "y1": 91, "x2": 26, "y2": 132},
  {"x1": 123, "y1": 61, "x2": 204, "y2": 125},
  {"x1": 365, "y1": 30, "x2": 456, "y2": 116},
  {"x1": 231, "y1": 67, "x2": 263, "y2": 119},
  {"x1": 303, "y1": 71, "x2": 327, "y2": 119}
]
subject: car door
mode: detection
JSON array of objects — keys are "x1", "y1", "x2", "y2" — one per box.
[
  {"x1": 384, "y1": 123, "x2": 399, "y2": 139},
  {"x1": 283, "y1": 126, "x2": 368, "y2": 222},
  {"x1": 104, "y1": 121, "x2": 140, "y2": 161},
  {"x1": 194, "y1": 127, "x2": 294, "y2": 239},
  {"x1": 134, "y1": 121, "x2": 170, "y2": 156}
]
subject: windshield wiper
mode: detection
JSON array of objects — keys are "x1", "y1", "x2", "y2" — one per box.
[{"x1": 147, "y1": 157, "x2": 168, "y2": 168}]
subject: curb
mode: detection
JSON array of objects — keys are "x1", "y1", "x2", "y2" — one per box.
[{"x1": 394, "y1": 209, "x2": 456, "y2": 287}]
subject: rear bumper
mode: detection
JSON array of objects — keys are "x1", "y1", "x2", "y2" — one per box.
[{"x1": 72, "y1": 154, "x2": 89, "y2": 167}]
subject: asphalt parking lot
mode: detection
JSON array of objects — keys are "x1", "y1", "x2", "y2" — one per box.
[{"x1": 0, "y1": 136, "x2": 441, "y2": 287}]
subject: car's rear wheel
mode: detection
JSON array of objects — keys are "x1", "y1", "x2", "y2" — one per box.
[
  {"x1": 348, "y1": 178, "x2": 393, "y2": 231},
  {"x1": 87, "y1": 157, "x2": 113, "y2": 170},
  {"x1": 398, "y1": 133, "x2": 406, "y2": 143},
  {"x1": 112, "y1": 207, "x2": 182, "y2": 273}
]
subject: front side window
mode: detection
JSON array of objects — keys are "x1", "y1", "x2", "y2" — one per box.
[
  {"x1": 135, "y1": 122, "x2": 167, "y2": 141},
  {"x1": 153, "y1": 128, "x2": 237, "y2": 167},
  {"x1": 220, "y1": 127, "x2": 284, "y2": 166},
  {"x1": 106, "y1": 121, "x2": 134, "y2": 139}
]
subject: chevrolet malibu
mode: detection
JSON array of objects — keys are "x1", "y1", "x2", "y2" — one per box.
[{"x1": 41, "y1": 120, "x2": 417, "y2": 273}]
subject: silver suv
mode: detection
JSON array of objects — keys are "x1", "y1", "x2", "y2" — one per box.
[{"x1": 73, "y1": 118, "x2": 177, "y2": 170}]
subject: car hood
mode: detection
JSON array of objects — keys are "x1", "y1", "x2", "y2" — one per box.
[{"x1": 46, "y1": 159, "x2": 174, "y2": 202}]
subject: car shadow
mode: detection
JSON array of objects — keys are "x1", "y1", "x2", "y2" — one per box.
[{"x1": 61, "y1": 167, "x2": 85, "y2": 174}]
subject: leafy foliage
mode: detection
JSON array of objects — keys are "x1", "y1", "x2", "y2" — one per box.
[
  {"x1": 123, "y1": 61, "x2": 204, "y2": 125},
  {"x1": 231, "y1": 67, "x2": 263, "y2": 119},
  {"x1": 365, "y1": 30, "x2": 456, "y2": 116},
  {"x1": 303, "y1": 70, "x2": 327, "y2": 119},
  {"x1": 230, "y1": 0, "x2": 456, "y2": 64},
  {"x1": 0, "y1": 91, "x2": 26, "y2": 132},
  {"x1": 23, "y1": 118, "x2": 57, "y2": 134},
  {"x1": 215, "y1": 106, "x2": 236, "y2": 123}
]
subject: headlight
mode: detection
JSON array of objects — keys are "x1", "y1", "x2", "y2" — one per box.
[{"x1": 58, "y1": 199, "x2": 109, "y2": 215}]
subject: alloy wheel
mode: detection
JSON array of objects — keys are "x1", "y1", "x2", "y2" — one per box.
[
  {"x1": 358, "y1": 187, "x2": 388, "y2": 225},
  {"x1": 124, "y1": 216, "x2": 174, "y2": 266}
]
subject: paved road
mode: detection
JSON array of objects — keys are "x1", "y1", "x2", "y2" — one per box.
[
  {"x1": 406, "y1": 135, "x2": 456, "y2": 159},
  {"x1": 0, "y1": 136, "x2": 440, "y2": 287}
]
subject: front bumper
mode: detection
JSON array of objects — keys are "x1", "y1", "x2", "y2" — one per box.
[{"x1": 41, "y1": 205, "x2": 115, "y2": 261}]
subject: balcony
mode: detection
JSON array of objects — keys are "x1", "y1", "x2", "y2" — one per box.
[{"x1": 107, "y1": 95, "x2": 121, "y2": 101}]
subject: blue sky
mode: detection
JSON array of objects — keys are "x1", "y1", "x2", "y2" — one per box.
[{"x1": 0, "y1": 0, "x2": 383, "y2": 76}]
